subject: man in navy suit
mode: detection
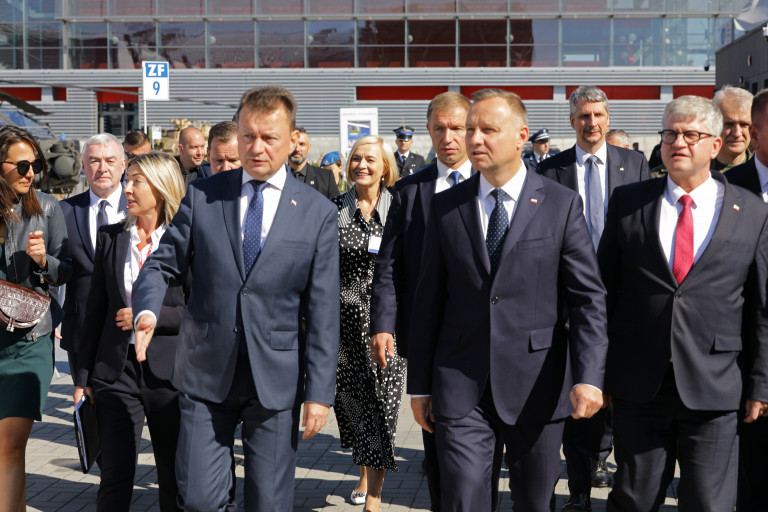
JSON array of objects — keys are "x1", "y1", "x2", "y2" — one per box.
[
  {"x1": 60, "y1": 133, "x2": 127, "y2": 378},
  {"x1": 538, "y1": 86, "x2": 650, "y2": 511},
  {"x1": 132, "y1": 85, "x2": 340, "y2": 511},
  {"x1": 393, "y1": 125, "x2": 427, "y2": 177},
  {"x1": 409, "y1": 88, "x2": 609, "y2": 512},
  {"x1": 600, "y1": 95, "x2": 768, "y2": 512}
]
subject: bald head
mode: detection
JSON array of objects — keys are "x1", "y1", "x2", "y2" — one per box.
[{"x1": 178, "y1": 126, "x2": 206, "y2": 171}]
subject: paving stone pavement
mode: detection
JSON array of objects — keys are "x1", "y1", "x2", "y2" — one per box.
[{"x1": 25, "y1": 361, "x2": 680, "y2": 511}]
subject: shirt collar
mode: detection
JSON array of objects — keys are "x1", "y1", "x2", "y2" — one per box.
[
  {"x1": 754, "y1": 155, "x2": 768, "y2": 192},
  {"x1": 664, "y1": 172, "x2": 717, "y2": 207},
  {"x1": 478, "y1": 160, "x2": 527, "y2": 203},
  {"x1": 436, "y1": 158, "x2": 472, "y2": 181},
  {"x1": 241, "y1": 166, "x2": 287, "y2": 192},
  {"x1": 129, "y1": 222, "x2": 167, "y2": 247},
  {"x1": 89, "y1": 184, "x2": 123, "y2": 209},
  {"x1": 575, "y1": 142, "x2": 608, "y2": 167},
  {"x1": 397, "y1": 151, "x2": 410, "y2": 160}
]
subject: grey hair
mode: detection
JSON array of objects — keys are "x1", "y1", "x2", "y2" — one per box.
[
  {"x1": 82, "y1": 133, "x2": 126, "y2": 161},
  {"x1": 605, "y1": 129, "x2": 629, "y2": 148},
  {"x1": 662, "y1": 95, "x2": 723, "y2": 137},
  {"x1": 713, "y1": 85, "x2": 753, "y2": 114},
  {"x1": 569, "y1": 86, "x2": 609, "y2": 116}
]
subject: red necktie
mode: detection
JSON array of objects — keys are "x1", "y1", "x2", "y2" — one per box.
[{"x1": 672, "y1": 194, "x2": 694, "y2": 284}]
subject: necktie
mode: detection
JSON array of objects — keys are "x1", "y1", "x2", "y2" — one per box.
[
  {"x1": 672, "y1": 194, "x2": 694, "y2": 284},
  {"x1": 96, "y1": 200, "x2": 109, "y2": 234},
  {"x1": 243, "y1": 180, "x2": 265, "y2": 275},
  {"x1": 486, "y1": 189, "x2": 508, "y2": 275},
  {"x1": 585, "y1": 156, "x2": 604, "y2": 250},
  {"x1": 448, "y1": 170, "x2": 461, "y2": 187},
  {"x1": 401, "y1": 154, "x2": 407, "y2": 165}
]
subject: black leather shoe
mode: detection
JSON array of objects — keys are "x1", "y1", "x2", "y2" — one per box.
[
  {"x1": 591, "y1": 459, "x2": 613, "y2": 488},
  {"x1": 561, "y1": 492, "x2": 591, "y2": 512}
]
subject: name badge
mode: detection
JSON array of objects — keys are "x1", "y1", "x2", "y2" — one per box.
[{"x1": 368, "y1": 235, "x2": 382, "y2": 254}]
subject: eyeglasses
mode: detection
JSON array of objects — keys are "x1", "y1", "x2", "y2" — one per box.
[
  {"x1": 658, "y1": 130, "x2": 714, "y2": 145},
  {"x1": 2, "y1": 159, "x2": 44, "y2": 176}
]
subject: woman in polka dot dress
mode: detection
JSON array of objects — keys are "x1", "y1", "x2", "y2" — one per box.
[{"x1": 332, "y1": 135, "x2": 405, "y2": 512}]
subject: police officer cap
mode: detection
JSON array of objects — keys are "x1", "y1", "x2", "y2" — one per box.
[
  {"x1": 393, "y1": 125, "x2": 415, "y2": 140},
  {"x1": 529, "y1": 129, "x2": 550, "y2": 143}
]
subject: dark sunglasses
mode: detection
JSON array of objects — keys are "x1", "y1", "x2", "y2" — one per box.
[{"x1": 2, "y1": 159, "x2": 44, "y2": 175}]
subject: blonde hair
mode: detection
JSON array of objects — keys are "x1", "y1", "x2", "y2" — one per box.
[
  {"x1": 124, "y1": 152, "x2": 185, "y2": 226},
  {"x1": 345, "y1": 136, "x2": 400, "y2": 188}
]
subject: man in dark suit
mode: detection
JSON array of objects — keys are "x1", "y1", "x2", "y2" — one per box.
[
  {"x1": 371, "y1": 91, "x2": 498, "y2": 511},
  {"x1": 60, "y1": 133, "x2": 127, "y2": 378},
  {"x1": 724, "y1": 87, "x2": 768, "y2": 512},
  {"x1": 524, "y1": 128, "x2": 555, "y2": 170},
  {"x1": 409, "y1": 88, "x2": 609, "y2": 512},
  {"x1": 288, "y1": 126, "x2": 339, "y2": 199},
  {"x1": 393, "y1": 125, "x2": 427, "y2": 177},
  {"x1": 131, "y1": 85, "x2": 340, "y2": 511},
  {"x1": 198, "y1": 121, "x2": 241, "y2": 178},
  {"x1": 538, "y1": 85, "x2": 651, "y2": 511},
  {"x1": 599, "y1": 95, "x2": 768, "y2": 512},
  {"x1": 176, "y1": 126, "x2": 209, "y2": 185}
]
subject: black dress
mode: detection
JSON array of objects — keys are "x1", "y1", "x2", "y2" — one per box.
[{"x1": 332, "y1": 186, "x2": 405, "y2": 471}]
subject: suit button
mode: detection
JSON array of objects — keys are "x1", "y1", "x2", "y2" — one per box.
[
  {"x1": 674, "y1": 291, "x2": 682, "y2": 299},
  {"x1": 242, "y1": 288, "x2": 248, "y2": 296},
  {"x1": 233, "y1": 326, "x2": 241, "y2": 333},
  {"x1": 491, "y1": 296, "x2": 499, "y2": 305}
]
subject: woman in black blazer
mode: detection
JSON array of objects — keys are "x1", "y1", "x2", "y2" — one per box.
[{"x1": 73, "y1": 152, "x2": 186, "y2": 512}]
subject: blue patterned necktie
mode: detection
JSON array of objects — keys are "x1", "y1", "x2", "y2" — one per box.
[
  {"x1": 449, "y1": 170, "x2": 461, "y2": 187},
  {"x1": 585, "y1": 155, "x2": 604, "y2": 250},
  {"x1": 243, "y1": 180, "x2": 265, "y2": 275},
  {"x1": 486, "y1": 188, "x2": 508, "y2": 275}
]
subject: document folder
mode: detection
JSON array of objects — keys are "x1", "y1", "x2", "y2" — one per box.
[{"x1": 73, "y1": 396, "x2": 100, "y2": 473}]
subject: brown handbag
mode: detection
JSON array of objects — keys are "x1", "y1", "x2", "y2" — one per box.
[{"x1": 0, "y1": 278, "x2": 50, "y2": 332}]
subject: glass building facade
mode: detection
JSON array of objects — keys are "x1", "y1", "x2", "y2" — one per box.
[{"x1": 0, "y1": 0, "x2": 744, "y2": 71}]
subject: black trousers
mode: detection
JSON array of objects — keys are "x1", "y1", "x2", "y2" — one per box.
[
  {"x1": 562, "y1": 404, "x2": 613, "y2": 494},
  {"x1": 737, "y1": 416, "x2": 768, "y2": 511},
  {"x1": 91, "y1": 349, "x2": 181, "y2": 512}
]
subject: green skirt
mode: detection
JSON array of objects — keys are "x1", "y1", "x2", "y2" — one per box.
[{"x1": 0, "y1": 331, "x2": 54, "y2": 421}]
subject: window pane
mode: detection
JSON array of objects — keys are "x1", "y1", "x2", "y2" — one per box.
[
  {"x1": 27, "y1": 23, "x2": 61, "y2": 48},
  {"x1": 510, "y1": 45, "x2": 558, "y2": 66},
  {"x1": 28, "y1": 48, "x2": 61, "y2": 68},
  {"x1": 460, "y1": 45, "x2": 505, "y2": 67},
  {"x1": 409, "y1": 20, "x2": 455, "y2": 45},
  {"x1": 110, "y1": 0, "x2": 154, "y2": 16},
  {"x1": 162, "y1": 47, "x2": 205, "y2": 68},
  {"x1": 208, "y1": 0, "x2": 252, "y2": 15},
  {"x1": 259, "y1": 22, "x2": 304, "y2": 46},
  {"x1": 210, "y1": 47, "x2": 254, "y2": 68},
  {"x1": 69, "y1": 47, "x2": 108, "y2": 69},
  {"x1": 718, "y1": 0, "x2": 748, "y2": 11},
  {"x1": 510, "y1": 20, "x2": 557, "y2": 46},
  {"x1": 70, "y1": 23, "x2": 108, "y2": 47},
  {"x1": 663, "y1": 17, "x2": 715, "y2": 66},
  {"x1": 359, "y1": 46, "x2": 405, "y2": 67},
  {"x1": 308, "y1": 21, "x2": 354, "y2": 46},
  {"x1": 259, "y1": 47, "x2": 304, "y2": 68},
  {"x1": 562, "y1": 19, "x2": 610, "y2": 45},
  {"x1": 458, "y1": 0, "x2": 506, "y2": 13},
  {"x1": 210, "y1": 22, "x2": 254, "y2": 47},
  {"x1": 308, "y1": 0, "x2": 354, "y2": 14},
  {"x1": 258, "y1": 0, "x2": 303, "y2": 15},
  {"x1": 0, "y1": 49, "x2": 23, "y2": 69},
  {"x1": 357, "y1": 0, "x2": 404, "y2": 14},
  {"x1": 111, "y1": 22, "x2": 156, "y2": 69},
  {"x1": 66, "y1": 0, "x2": 106, "y2": 16},
  {"x1": 611, "y1": 0, "x2": 665, "y2": 11},
  {"x1": 27, "y1": 0, "x2": 58, "y2": 19},
  {"x1": 358, "y1": 20, "x2": 404, "y2": 45},
  {"x1": 409, "y1": 46, "x2": 455, "y2": 67},
  {"x1": 666, "y1": 0, "x2": 716, "y2": 12},
  {"x1": 159, "y1": 22, "x2": 206, "y2": 48},
  {"x1": 0, "y1": 24, "x2": 22, "y2": 48},
  {"x1": 460, "y1": 20, "x2": 506, "y2": 45},
  {"x1": 309, "y1": 47, "x2": 353, "y2": 67},
  {"x1": 508, "y1": 0, "x2": 559, "y2": 13},
  {"x1": 562, "y1": 0, "x2": 614, "y2": 13},
  {"x1": 408, "y1": 0, "x2": 456, "y2": 13},
  {"x1": 614, "y1": 18, "x2": 663, "y2": 66},
  {"x1": 158, "y1": 0, "x2": 203, "y2": 16}
]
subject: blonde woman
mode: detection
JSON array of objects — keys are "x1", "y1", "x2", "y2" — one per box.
[
  {"x1": 332, "y1": 136, "x2": 404, "y2": 512},
  {"x1": 73, "y1": 152, "x2": 186, "y2": 512}
]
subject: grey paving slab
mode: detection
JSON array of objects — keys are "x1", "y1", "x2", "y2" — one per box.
[{"x1": 25, "y1": 364, "x2": 680, "y2": 511}]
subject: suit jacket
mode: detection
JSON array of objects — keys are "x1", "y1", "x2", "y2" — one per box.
[
  {"x1": 74, "y1": 224, "x2": 186, "y2": 386},
  {"x1": 370, "y1": 161, "x2": 439, "y2": 357},
  {"x1": 597, "y1": 172, "x2": 768, "y2": 410},
  {"x1": 725, "y1": 157, "x2": 762, "y2": 196},
  {"x1": 59, "y1": 191, "x2": 127, "y2": 354},
  {"x1": 131, "y1": 168, "x2": 340, "y2": 409},
  {"x1": 292, "y1": 163, "x2": 340, "y2": 200},
  {"x1": 396, "y1": 152, "x2": 427, "y2": 178},
  {"x1": 524, "y1": 151, "x2": 555, "y2": 172},
  {"x1": 537, "y1": 144, "x2": 651, "y2": 204},
  {"x1": 408, "y1": 171, "x2": 609, "y2": 426},
  {"x1": 197, "y1": 162, "x2": 213, "y2": 179}
]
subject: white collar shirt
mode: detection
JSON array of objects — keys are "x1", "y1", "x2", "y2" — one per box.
[
  {"x1": 435, "y1": 159, "x2": 472, "y2": 194},
  {"x1": 477, "y1": 161, "x2": 527, "y2": 238},
  {"x1": 124, "y1": 222, "x2": 167, "y2": 343},
  {"x1": 239, "y1": 167, "x2": 286, "y2": 252},
  {"x1": 89, "y1": 185, "x2": 124, "y2": 250},
  {"x1": 575, "y1": 143, "x2": 609, "y2": 224}
]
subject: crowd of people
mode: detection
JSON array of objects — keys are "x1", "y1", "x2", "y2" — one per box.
[{"x1": 0, "y1": 81, "x2": 767, "y2": 512}]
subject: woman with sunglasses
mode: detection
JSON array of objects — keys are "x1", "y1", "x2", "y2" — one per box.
[{"x1": 0, "y1": 126, "x2": 72, "y2": 511}]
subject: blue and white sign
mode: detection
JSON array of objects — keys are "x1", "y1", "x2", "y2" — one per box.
[{"x1": 142, "y1": 61, "x2": 169, "y2": 101}]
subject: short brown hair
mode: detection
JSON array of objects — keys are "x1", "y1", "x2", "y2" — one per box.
[
  {"x1": 471, "y1": 88, "x2": 528, "y2": 126},
  {"x1": 427, "y1": 92, "x2": 471, "y2": 122},
  {"x1": 236, "y1": 85, "x2": 297, "y2": 130},
  {"x1": 207, "y1": 121, "x2": 238, "y2": 148},
  {"x1": 124, "y1": 130, "x2": 150, "y2": 148},
  {"x1": 751, "y1": 89, "x2": 768, "y2": 125}
]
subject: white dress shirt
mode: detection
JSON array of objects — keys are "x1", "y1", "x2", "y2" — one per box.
[
  {"x1": 659, "y1": 175, "x2": 723, "y2": 270},
  {"x1": 239, "y1": 167, "x2": 286, "y2": 250},
  {"x1": 434, "y1": 159, "x2": 473, "y2": 194},
  {"x1": 754, "y1": 156, "x2": 768, "y2": 203},
  {"x1": 477, "y1": 162, "x2": 527, "y2": 237},
  {"x1": 89, "y1": 186, "x2": 124, "y2": 250},
  {"x1": 396, "y1": 151, "x2": 410, "y2": 163},
  {"x1": 574, "y1": 143, "x2": 609, "y2": 224},
  {"x1": 123, "y1": 223, "x2": 167, "y2": 344}
]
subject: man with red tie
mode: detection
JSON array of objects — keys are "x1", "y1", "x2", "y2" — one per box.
[{"x1": 598, "y1": 95, "x2": 768, "y2": 511}]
